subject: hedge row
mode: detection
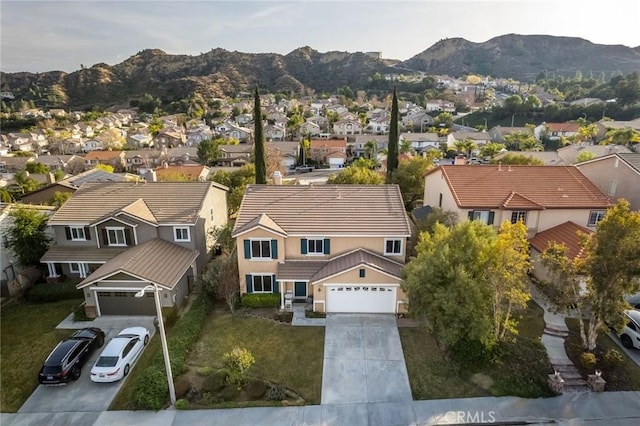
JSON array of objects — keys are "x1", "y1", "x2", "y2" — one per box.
[
  {"x1": 27, "y1": 281, "x2": 83, "y2": 303},
  {"x1": 132, "y1": 296, "x2": 213, "y2": 410},
  {"x1": 241, "y1": 293, "x2": 280, "y2": 308}
]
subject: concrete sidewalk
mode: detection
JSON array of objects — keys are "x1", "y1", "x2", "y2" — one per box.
[{"x1": 2, "y1": 391, "x2": 640, "y2": 425}]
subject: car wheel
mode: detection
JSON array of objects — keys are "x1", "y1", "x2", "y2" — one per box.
[
  {"x1": 71, "y1": 366, "x2": 81, "y2": 380},
  {"x1": 124, "y1": 364, "x2": 130, "y2": 377},
  {"x1": 144, "y1": 335, "x2": 149, "y2": 346},
  {"x1": 621, "y1": 334, "x2": 633, "y2": 349},
  {"x1": 97, "y1": 335, "x2": 105, "y2": 347}
]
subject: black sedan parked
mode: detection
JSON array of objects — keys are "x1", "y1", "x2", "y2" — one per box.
[{"x1": 38, "y1": 327, "x2": 105, "y2": 385}]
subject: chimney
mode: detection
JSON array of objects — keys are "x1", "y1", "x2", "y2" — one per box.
[
  {"x1": 508, "y1": 165, "x2": 512, "y2": 172},
  {"x1": 272, "y1": 171, "x2": 282, "y2": 185},
  {"x1": 498, "y1": 162, "x2": 502, "y2": 171}
]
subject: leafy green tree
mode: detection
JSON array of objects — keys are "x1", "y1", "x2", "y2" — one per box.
[
  {"x1": 94, "y1": 164, "x2": 114, "y2": 173},
  {"x1": 480, "y1": 142, "x2": 505, "y2": 158},
  {"x1": 576, "y1": 151, "x2": 595, "y2": 163},
  {"x1": 210, "y1": 164, "x2": 255, "y2": 216},
  {"x1": 253, "y1": 87, "x2": 267, "y2": 184},
  {"x1": 504, "y1": 95, "x2": 523, "y2": 114},
  {"x1": 542, "y1": 200, "x2": 640, "y2": 351},
  {"x1": 26, "y1": 163, "x2": 50, "y2": 174},
  {"x1": 53, "y1": 169, "x2": 65, "y2": 182},
  {"x1": 13, "y1": 171, "x2": 41, "y2": 195},
  {"x1": 487, "y1": 221, "x2": 531, "y2": 341},
  {"x1": 403, "y1": 221, "x2": 496, "y2": 353},
  {"x1": 454, "y1": 139, "x2": 477, "y2": 157},
  {"x1": 503, "y1": 131, "x2": 540, "y2": 151},
  {"x1": 364, "y1": 140, "x2": 378, "y2": 160},
  {"x1": 576, "y1": 123, "x2": 598, "y2": 144},
  {"x1": 327, "y1": 165, "x2": 384, "y2": 185},
  {"x1": 50, "y1": 191, "x2": 72, "y2": 207},
  {"x1": 1, "y1": 188, "x2": 14, "y2": 203},
  {"x1": 386, "y1": 86, "x2": 399, "y2": 182},
  {"x1": 392, "y1": 156, "x2": 432, "y2": 210},
  {"x1": 5, "y1": 207, "x2": 52, "y2": 267},
  {"x1": 298, "y1": 137, "x2": 310, "y2": 166},
  {"x1": 148, "y1": 117, "x2": 163, "y2": 136},
  {"x1": 491, "y1": 153, "x2": 544, "y2": 165},
  {"x1": 197, "y1": 139, "x2": 220, "y2": 165},
  {"x1": 434, "y1": 112, "x2": 453, "y2": 128},
  {"x1": 400, "y1": 138, "x2": 413, "y2": 154},
  {"x1": 519, "y1": 138, "x2": 544, "y2": 152},
  {"x1": 601, "y1": 128, "x2": 640, "y2": 147}
]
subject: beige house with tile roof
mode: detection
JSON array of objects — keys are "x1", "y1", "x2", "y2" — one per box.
[
  {"x1": 423, "y1": 165, "x2": 612, "y2": 237},
  {"x1": 231, "y1": 185, "x2": 412, "y2": 313},
  {"x1": 42, "y1": 181, "x2": 228, "y2": 317}
]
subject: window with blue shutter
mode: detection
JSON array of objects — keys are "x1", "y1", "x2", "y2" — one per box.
[
  {"x1": 246, "y1": 275, "x2": 253, "y2": 293},
  {"x1": 301, "y1": 238, "x2": 308, "y2": 254},
  {"x1": 271, "y1": 240, "x2": 278, "y2": 259},
  {"x1": 273, "y1": 275, "x2": 279, "y2": 293},
  {"x1": 323, "y1": 239, "x2": 330, "y2": 255},
  {"x1": 244, "y1": 240, "x2": 251, "y2": 259}
]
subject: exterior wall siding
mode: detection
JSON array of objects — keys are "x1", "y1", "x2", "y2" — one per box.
[{"x1": 577, "y1": 158, "x2": 640, "y2": 211}]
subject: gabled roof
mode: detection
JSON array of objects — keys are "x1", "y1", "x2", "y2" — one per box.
[
  {"x1": 309, "y1": 139, "x2": 347, "y2": 148},
  {"x1": 119, "y1": 199, "x2": 158, "y2": 224},
  {"x1": 426, "y1": 165, "x2": 611, "y2": 209},
  {"x1": 232, "y1": 185, "x2": 412, "y2": 237},
  {"x1": 310, "y1": 248, "x2": 404, "y2": 283},
  {"x1": 619, "y1": 153, "x2": 640, "y2": 173},
  {"x1": 501, "y1": 192, "x2": 543, "y2": 210},
  {"x1": 76, "y1": 239, "x2": 199, "y2": 290},
  {"x1": 234, "y1": 213, "x2": 286, "y2": 237},
  {"x1": 529, "y1": 221, "x2": 592, "y2": 259},
  {"x1": 84, "y1": 151, "x2": 124, "y2": 161},
  {"x1": 49, "y1": 181, "x2": 226, "y2": 225}
]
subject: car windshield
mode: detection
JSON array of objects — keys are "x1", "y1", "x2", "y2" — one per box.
[{"x1": 95, "y1": 356, "x2": 119, "y2": 367}]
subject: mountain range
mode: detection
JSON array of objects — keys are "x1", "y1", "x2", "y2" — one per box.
[{"x1": 1, "y1": 34, "x2": 639, "y2": 109}]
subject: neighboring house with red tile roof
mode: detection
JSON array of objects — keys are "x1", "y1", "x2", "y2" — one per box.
[
  {"x1": 534, "y1": 122, "x2": 580, "y2": 141},
  {"x1": 231, "y1": 184, "x2": 413, "y2": 314},
  {"x1": 423, "y1": 165, "x2": 612, "y2": 237},
  {"x1": 575, "y1": 153, "x2": 640, "y2": 211},
  {"x1": 155, "y1": 164, "x2": 209, "y2": 181},
  {"x1": 42, "y1": 181, "x2": 228, "y2": 317},
  {"x1": 529, "y1": 221, "x2": 592, "y2": 284},
  {"x1": 309, "y1": 139, "x2": 347, "y2": 168}
]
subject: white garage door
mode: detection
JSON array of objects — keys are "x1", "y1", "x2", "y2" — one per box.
[
  {"x1": 329, "y1": 158, "x2": 344, "y2": 168},
  {"x1": 326, "y1": 285, "x2": 396, "y2": 313}
]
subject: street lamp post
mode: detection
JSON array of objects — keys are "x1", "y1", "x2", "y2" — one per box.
[{"x1": 135, "y1": 284, "x2": 176, "y2": 405}]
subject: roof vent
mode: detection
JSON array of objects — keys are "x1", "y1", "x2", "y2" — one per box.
[
  {"x1": 498, "y1": 162, "x2": 502, "y2": 171},
  {"x1": 561, "y1": 194, "x2": 569, "y2": 198},
  {"x1": 508, "y1": 165, "x2": 512, "y2": 172},
  {"x1": 557, "y1": 187, "x2": 563, "y2": 191}
]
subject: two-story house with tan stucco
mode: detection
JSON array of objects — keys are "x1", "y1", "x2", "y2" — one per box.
[
  {"x1": 41, "y1": 181, "x2": 228, "y2": 317},
  {"x1": 423, "y1": 165, "x2": 612, "y2": 237},
  {"x1": 231, "y1": 185, "x2": 412, "y2": 314}
]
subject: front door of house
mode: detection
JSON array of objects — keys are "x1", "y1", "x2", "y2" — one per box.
[{"x1": 294, "y1": 281, "x2": 307, "y2": 299}]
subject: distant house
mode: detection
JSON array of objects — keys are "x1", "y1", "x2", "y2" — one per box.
[
  {"x1": 84, "y1": 150, "x2": 126, "y2": 171},
  {"x1": 488, "y1": 126, "x2": 534, "y2": 143},
  {"x1": 333, "y1": 119, "x2": 362, "y2": 136},
  {"x1": 264, "y1": 124, "x2": 286, "y2": 141},
  {"x1": 309, "y1": 139, "x2": 347, "y2": 168},
  {"x1": 493, "y1": 151, "x2": 564, "y2": 166},
  {"x1": 124, "y1": 150, "x2": 163, "y2": 173},
  {"x1": 266, "y1": 141, "x2": 299, "y2": 170},
  {"x1": 154, "y1": 129, "x2": 186, "y2": 147},
  {"x1": 300, "y1": 120, "x2": 321, "y2": 137},
  {"x1": 534, "y1": 122, "x2": 580, "y2": 141},
  {"x1": 399, "y1": 133, "x2": 441, "y2": 154},
  {"x1": 447, "y1": 131, "x2": 491, "y2": 150},
  {"x1": 425, "y1": 99, "x2": 455, "y2": 113},
  {"x1": 155, "y1": 164, "x2": 210, "y2": 181},
  {"x1": 216, "y1": 144, "x2": 253, "y2": 167},
  {"x1": 82, "y1": 139, "x2": 105, "y2": 153},
  {"x1": 351, "y1": 135, "x2": 388, "y2": 158},
  {"x1": 557, "y1": 144, "x2": 630, "y2": 165}
]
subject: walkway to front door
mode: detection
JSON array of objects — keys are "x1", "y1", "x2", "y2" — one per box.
[{"x1": 321, "y1": 314, "x2": 412, "y2": 405}]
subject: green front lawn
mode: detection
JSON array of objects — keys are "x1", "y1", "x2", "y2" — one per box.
[
  {"x1": 400, "y1": 301, "x2": 555, "y2": 400},
  {"x1": 187, "y1": 311, "x2": 325, "y2": 405},
  {"x1": 564, "y1": 318, "x2": 640, "y2": 390},
  {"x1": 0, "y1": 299, "x2": 82, "y2": 412}
]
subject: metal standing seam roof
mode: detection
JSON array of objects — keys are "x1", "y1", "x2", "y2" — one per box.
[
  {"x1": 232, "y1": 184, "x2": 412, "y2": 237},
  {"x1": 77, "y1": 238, "x2": 199, "y2": 290},
  {"x1": 275, "y1": 249, "x2": 404, "y2": 284},
  {"x1": 48, "y1": 181, "x2": 224, "y2": 225},
  {"x1": 428, "y1": 165, "x2": 612, "y2": 209},
  {"x1": 529, "y1": 221, "x2": 593, "y2": 260}
]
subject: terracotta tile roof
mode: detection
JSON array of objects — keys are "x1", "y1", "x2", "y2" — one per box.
[
  {"x1": 529, "y1": 221, "x2": 592, "y2": 259},
  {"x1": 77, "y1": 238, "x2": 199, "y2": 290},
  {"x1": 427, "y1": 165, "x2": 611, "y2": 209},
  {"x1": 309, "y1": 139, "x2": 347, "y2": 148},
  {"x1": 49, "y1": 181, "x2": 223, "y2": 225},
  {"x1": 84, "y1": 151, "x2": 124, "y2": 161},
  {"x1": 41, "y1": 246, "x2": 127, "y2": 263},
  {"x1": 310, "y1": 248, "x2": 404, "y2": 283},
  {"x1": 232, "y1": 184, "x2": 412, "y2": 237}
]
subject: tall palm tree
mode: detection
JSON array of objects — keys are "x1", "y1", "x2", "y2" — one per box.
[{"x1": 364, "y1": 140, "x2": 378, "y2": 160}]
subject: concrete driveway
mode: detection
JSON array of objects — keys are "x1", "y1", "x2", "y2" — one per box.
[
  {"x1": 18, "y1": 316, "x2": 155, "y2": 413},
  {"x1": 321, "y1": 314, "x2": 412, "y2": 405}
]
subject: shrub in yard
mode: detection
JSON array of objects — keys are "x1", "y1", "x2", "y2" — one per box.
[
  {"x1": 26, "y1": 281, "x2": 82, "y2": 303},
  {"x1": 241, "y1": 293, "x2": 280, "y2": 308},
  {"x1": 174, "y1": 376, "x2": 192, "y2": 399},
  {"x1": 266, "y1": 385, "x2": 286, "y2": 401},
  {"x1": 603, "y1": 349, "x2": 624, "y2": 369},
  {"x1": 196, "y1": 366, "x2": 215, "y2": 377},
  {"x1": 581, "y1": 352, "x2": 597, "y2": 369},
  {"x1": 162, "y1": 306, "x2": 179, "y2": 328},
  {"x1": 175, "y1": 399, "x2": 189, "y2": 410},
  {"x1": 246, "y1": 378, "x2": 267, "y2": 399},
  {"x1": 220, "y1": 385, "x2": 240, "y2": 401},
  {"x1": 73, "y1": 302, "x2": 91, "y2": 321},
  {"x1": 223, "y1": 347, "x2": 255, "y2": 388},
  {"x1": 202, "y1": 370, "x2": 228, "y2": 392},
  {"x1": 131, "y1": 296, "x2": 212, "y2": 410}
]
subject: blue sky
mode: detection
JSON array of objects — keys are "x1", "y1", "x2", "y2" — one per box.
[{"x1": 1, "y1": 0, "x2": 639, "y2": 73}]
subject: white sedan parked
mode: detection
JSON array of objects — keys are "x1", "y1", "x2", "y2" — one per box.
[{"x1": 90, "y1": 327, "x2": 150, "y2": 383}]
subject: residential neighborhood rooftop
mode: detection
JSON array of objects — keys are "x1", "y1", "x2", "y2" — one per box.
[
  {"x1": 233, "y1": 184, "x2": 412, "y2": 237},
  {"x1": 427, "y1": 165, "x2": 612, "y2": 209},
  {"x1": 529, "y1": 221, "x2": 592, "y2": 259},
  {"x1": 48, "y1": 181, "x2": 226, "y2": 225}
]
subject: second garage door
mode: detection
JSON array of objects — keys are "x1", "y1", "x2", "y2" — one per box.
[
  {"x1": 326, "y1": 285, "x2": 396, "y2": 313},
  {"x1": 97, "y1": 291, "x2": 156, "y2": 316}
]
